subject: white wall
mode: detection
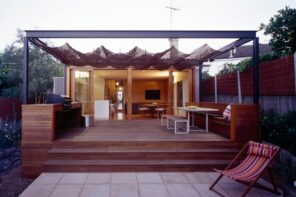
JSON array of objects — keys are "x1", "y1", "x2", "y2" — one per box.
[
  {"x1": 93, "y1": 71, "x2": 105, "y2": 100},
  {"x1": 173, "y1": 71, "x2": 189, "y2": 116},
  {"x1": 53, "y1": 77, "x2": 65, "y2": 95}
]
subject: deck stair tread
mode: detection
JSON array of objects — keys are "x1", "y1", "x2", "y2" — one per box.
[
  {"x1": 44, "y1": 159, "x2": 231, "y2": 165},
  {"x1": 46, "y1": 138, "x2": 239, "y2": 172},
  {"x1": 52, "y1": 140, "x2": 240, "y2": 148},
  {"x1": 48, "y1": 147, "x2": 240, "y2": 153}
]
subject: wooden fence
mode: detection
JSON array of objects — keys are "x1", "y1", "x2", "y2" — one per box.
[{"x1": 201, "y1": 54, "x2": 296, "y2": 114}]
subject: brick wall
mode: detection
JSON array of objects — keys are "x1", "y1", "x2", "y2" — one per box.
[{"x1": 202, "y1": 56, "x2": 295, "y2": 96}]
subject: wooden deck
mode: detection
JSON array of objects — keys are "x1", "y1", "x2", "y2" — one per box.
[
  {"x1": 22, "y1": 105, "x2": 240, "y2": 178},
  {"x1": 22, "y1": 103, "x2": 258, "y2": 178},
  {"x1": 56, "y1": 120, "x2": 229, "y2": 142},
  {"x1": 41, "y1": 120, "x2": 240, "y2": 175}
]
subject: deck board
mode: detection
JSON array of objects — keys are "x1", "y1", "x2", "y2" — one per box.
[{"x1": 56, "y1": 120, "x2": 228, "y2": 142}]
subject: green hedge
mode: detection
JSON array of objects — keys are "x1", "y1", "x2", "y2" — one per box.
[
  {"x1": 261, "y1": 110, "x2": 296, "y2": 156},
  {"x1": 0, "y1": 118, "x2": 21, "y2": 148}
]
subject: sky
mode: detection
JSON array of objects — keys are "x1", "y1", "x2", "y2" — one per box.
[{"x1": 0, "y1": 0, "x2": 296, "y2": 53}]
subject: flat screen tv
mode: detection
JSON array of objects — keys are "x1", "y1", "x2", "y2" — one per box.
[{"x1": 145, "y1": 90, "x2": 160, "y2": 100}]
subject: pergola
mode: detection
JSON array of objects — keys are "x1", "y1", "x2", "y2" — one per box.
[{"x1": 23, "y1": 30, "x2": 259, "y2": 105}]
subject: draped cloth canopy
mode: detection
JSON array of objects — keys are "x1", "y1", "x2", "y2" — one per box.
[{"x1": 29, "y1": 38, "x2": 220, "y2": 70}]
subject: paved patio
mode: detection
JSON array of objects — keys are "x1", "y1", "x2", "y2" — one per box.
[{"x1": 20, "y1": 172, "x2": 282, "y2": 197}]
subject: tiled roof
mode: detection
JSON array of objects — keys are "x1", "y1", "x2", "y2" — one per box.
[{"x1": 215, "y1": 44, "x2": 271, "y2": 59}]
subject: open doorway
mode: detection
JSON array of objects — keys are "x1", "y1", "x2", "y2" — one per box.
[
  {"x1": 177, "y1": 81, "x2": 183, "y2": 107},
  {"x1": 115, "y1": 81, "x2": 124, "y2": 111}
]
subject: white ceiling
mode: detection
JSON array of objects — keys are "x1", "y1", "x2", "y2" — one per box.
[{"x1": 93, "y1": 70, "x2": 171, "y2": 80}]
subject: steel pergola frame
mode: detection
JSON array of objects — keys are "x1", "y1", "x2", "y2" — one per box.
[{"x1": 23, "y1": 30, "x2": 259, "y2": 104}]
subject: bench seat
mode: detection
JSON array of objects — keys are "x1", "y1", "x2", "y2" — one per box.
[
  {"x1": 187, "y1": 102, "x2": 260, "y2": 144},
  {"x1": 161, "y1": 114, "x2": 189, "y2": 134}
]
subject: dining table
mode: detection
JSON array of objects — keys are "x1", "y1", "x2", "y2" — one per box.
[
  {"x1": 143, "y1": 103, "x2": 168, "y2": 118},
  {"x1": 175, "y1": 106, "x2": 218, "y2": 132}
]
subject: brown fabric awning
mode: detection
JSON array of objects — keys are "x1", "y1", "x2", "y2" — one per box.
[{"x1": 29, "y1": 38, "x2": 220, "y2": 70}]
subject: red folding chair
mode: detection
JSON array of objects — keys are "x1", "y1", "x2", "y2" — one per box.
[{"x1": 209, "y1": 140, "x2": 281, "y2": 197}]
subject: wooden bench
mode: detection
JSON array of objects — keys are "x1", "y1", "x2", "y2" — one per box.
[
  {"x1": 186, "y1": 102, "x2": 260, "y2": 144},
  {"x1": 161, "y1": 114, "x2": 189, "y2": 134}
]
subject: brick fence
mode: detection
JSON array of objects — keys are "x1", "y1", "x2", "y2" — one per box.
[{"x1": 202, "y1": 56, "x2": 295, "y2": 96}]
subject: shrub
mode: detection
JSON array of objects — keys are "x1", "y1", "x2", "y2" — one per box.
[
  {"x1": 261, "y1": 110, "x2": 296, "y2": 155},
  {"x1": 0, "y1": 118, "x2": 21, "y2": 148},
  {"x1": 218, "y1": 53, "x2": 279, "y2": 75}
]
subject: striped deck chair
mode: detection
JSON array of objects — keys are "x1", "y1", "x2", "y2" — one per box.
[{"x1": 209, "y1": 141, "x2": 281, "y2": 197}]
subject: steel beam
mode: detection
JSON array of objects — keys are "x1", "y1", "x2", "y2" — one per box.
[
  {"x1": 253, "y1": 37, "x2": 259, "y2": 104},
  {"x1": 23, "y1": 37, "x2": 29, "y2": 104},
  {"x1": 25, "y1": 30, "x2": 256, "y2": 39}
]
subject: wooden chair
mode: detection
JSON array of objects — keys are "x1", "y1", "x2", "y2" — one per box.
[{"x1": 209, "y1": 140, "x2": 281, "y2": 197}]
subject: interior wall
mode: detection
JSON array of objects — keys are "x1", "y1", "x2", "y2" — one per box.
[
  {"x1": 132, "y1": 79, "x2": 168, "y2": 103},
  {"x1": 93, "y1": 71, "x2": 105, "y2": 100},
  {"x1": 174, "y1": 71, "x2": 189, "y2": 107},
  {"x1": 105, "y1": 80, "x2": 117, "y2": 103},
  {"x1": 66, "y1": 67, "x2": 71, "y2": 96}
]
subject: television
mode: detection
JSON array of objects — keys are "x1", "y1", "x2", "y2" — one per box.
[{"x1": 145, "y1": 90, "x2": 160, "y2": 100}]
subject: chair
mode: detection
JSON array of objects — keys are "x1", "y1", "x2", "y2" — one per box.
[
  {"x1": 138, "y1": 104, "x2": 149, "y2": 119},
  {"x1": 209, "y1": 141, "x2": 281, "y2": 197},
  {"x1": 155, "y1": 104, "x2": 166, "y2": 119}
]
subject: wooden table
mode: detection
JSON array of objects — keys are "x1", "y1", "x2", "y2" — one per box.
[{"x1": 175, "y1": 107, "x2": 218, "y2": 132}]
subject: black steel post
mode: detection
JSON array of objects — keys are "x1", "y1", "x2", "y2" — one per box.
[
  {"x1": 253, "y1": 37, "x2": 259, "y2": 104},
  {"x1": 23, "y1": 37, "x2": 29, "y2": 104},
  {"x1": 64, "y1": 64, "x2": 67, "y2": 95}
]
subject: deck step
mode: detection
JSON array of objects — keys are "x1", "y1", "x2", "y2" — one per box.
[
  {"x1": 44, "y1": 159, "x2": 230, "y2": 172},
  {"x1": 53, "y1": 140, "x2": 240, "y2": 149},
  {"x1": 46, "y1": 140, "x2": 240, "y2": 172},
  {"x1": 48, "y1": 147, "x2": 239, "y2": 160}
]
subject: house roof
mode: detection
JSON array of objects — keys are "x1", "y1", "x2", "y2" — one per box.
[{"x1": 214, "y1": 44, "x2": 271, "y2": 59}]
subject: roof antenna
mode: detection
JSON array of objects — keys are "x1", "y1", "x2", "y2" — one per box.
[
  {"x1": 165, "y1": 0, "x2": 180, "y2": 30},
  {"x1": 166, "y1": 0, "x2": 180, "y2": 50}
]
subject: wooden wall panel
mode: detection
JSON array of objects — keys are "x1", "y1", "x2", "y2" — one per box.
[
  {"x1": 22, "y1": 103, "x2": 82, "y2": 177},
  {"x1": 127, "y1": 68, "x2": 132, "y2": 120},
  {"x1": 132, "y1": 79, "x2": 168, "y2": 103},
  {"x1": 230, "y1": 104, "x2": 260, "y2": 144},
  {"x1": 168, "y1": 71, "x2": 173, "y2": 114}
]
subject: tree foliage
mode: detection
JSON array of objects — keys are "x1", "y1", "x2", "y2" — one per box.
[
  {"x1": 260, "y1": 6, "x2": 296, "y2": 56},
  {"x1": 201, "y1": 70, "x2": 211, "y2": 80},
  {"x1": 0, "y1": 44, "x2": 23, "y2": 98},
  {"x1": 0, "y1": 31, "x2": 63, "y2": 102},
  {"x1": 217, "y1": 53, "x2": 279, "y2": 76}
]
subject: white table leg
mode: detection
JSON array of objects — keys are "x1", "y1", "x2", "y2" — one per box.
[
  {"x1": 191, "y1": 112, "x2": 194, "y2": 127},
  {"x1": 188, "y1": 112, "x2": 190, "y2": 123},
  {"x1": 206, "y1": 113, "x2": 209, "y2": 132}
]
